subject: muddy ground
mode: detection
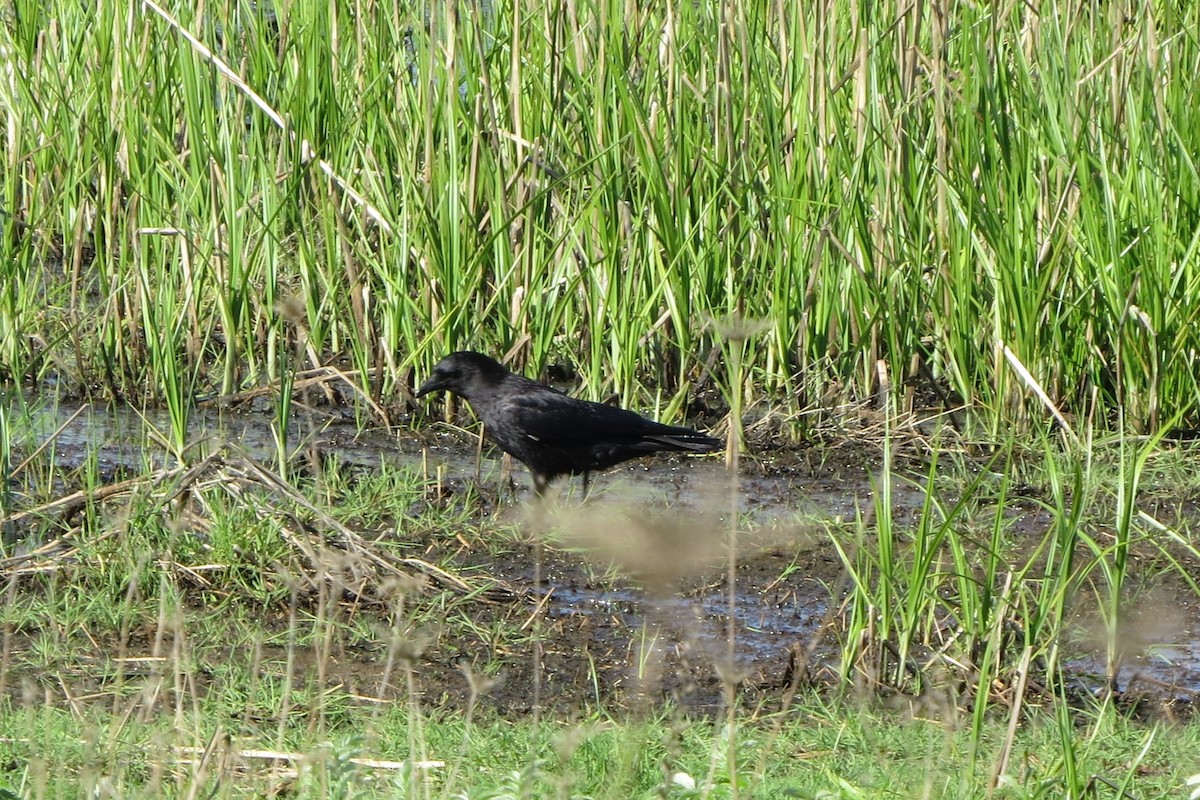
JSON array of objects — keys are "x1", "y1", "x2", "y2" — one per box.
[{"x1": 3, "y1": 397, "x2": 1200, "y2": 719}]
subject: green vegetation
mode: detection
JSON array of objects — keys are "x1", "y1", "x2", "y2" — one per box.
[
  {"x1": 1, "y1": 687, "x2": 1197, "y2": 798},
  {"x1": 2, "y1": 0, "x2": 1199, "y2": 433},
  {"x1": 4, "y1": 0, "x2": 1200, "y2": 797},
  {"x1": 4, "y1": 388, "x2": 1200, "y2": 796}
]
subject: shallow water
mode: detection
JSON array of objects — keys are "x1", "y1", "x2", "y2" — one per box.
[{"x1": 3, "y1": 390, "x2": 1199, "y2": 707}]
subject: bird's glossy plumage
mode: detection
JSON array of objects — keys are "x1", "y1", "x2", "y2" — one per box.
[{"x1": 416, "y1": 351, "x2": 721, "y2": 494}]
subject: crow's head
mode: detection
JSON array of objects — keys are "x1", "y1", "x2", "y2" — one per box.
[{"x1": 415, "y1": 351, "x2": 510, "y2": 400}]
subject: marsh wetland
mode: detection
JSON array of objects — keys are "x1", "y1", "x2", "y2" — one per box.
[
  {"x1": 7, "y1": 395, "x2": 1200, "y2": 716},
  {"x1": 6, "y1": 0, "x2": 1200, "y2": 795},
  {"x1": 4, "y1": 388, "x2": 1200, "y2": 797}
]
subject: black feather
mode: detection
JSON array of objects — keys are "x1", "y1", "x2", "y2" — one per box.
[{"x1": 416, "y1": 351, "x2": 722, "y2": 495}]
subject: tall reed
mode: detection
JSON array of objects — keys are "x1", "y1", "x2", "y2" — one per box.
[{"x1": 0, "y1": 1, "x2": 1197, "y2": 437}]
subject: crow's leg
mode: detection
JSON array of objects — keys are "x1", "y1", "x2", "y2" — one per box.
[{"x1": 581, "y1": 471, "x2": 592, "y2": 500}]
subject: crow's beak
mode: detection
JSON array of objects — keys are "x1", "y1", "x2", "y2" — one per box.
[{"x1": 414, "y1": 377, "x2": 443, "y2": 399}]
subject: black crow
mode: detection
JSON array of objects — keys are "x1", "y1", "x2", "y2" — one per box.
[{"x1": 415, "y1": 351, "x2": 722, "y2": 495}]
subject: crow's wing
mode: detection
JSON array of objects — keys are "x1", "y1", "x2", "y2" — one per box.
[
  {"x1": 477, "y1": 383, "x2": 719, "y2": 481},
  {"x1": 499, "y1": 390, "x2": 652, "y2": 444}
]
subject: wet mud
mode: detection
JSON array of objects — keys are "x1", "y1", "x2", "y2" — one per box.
[{"x1": 2, "y1": 393, "x2": 1199, "y2": 717}]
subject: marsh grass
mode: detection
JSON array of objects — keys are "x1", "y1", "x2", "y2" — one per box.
[
  {"x1": 1, "y1": 414, "x2": 1200, "y2": 797},
  {"x1": 4, "y1": 0, "x2": 1200, "y2": 795},
  {"x1": 2, "y1": 0, "x2": 1199, "y2": 439},
  {"x1": 5, "y1": 376, "x2": 1200, "y2": 797}
]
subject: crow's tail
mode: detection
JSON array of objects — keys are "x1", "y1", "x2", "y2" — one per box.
[{"x1": 647, "y1": 431, "x2": 722, "y2": 453}]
